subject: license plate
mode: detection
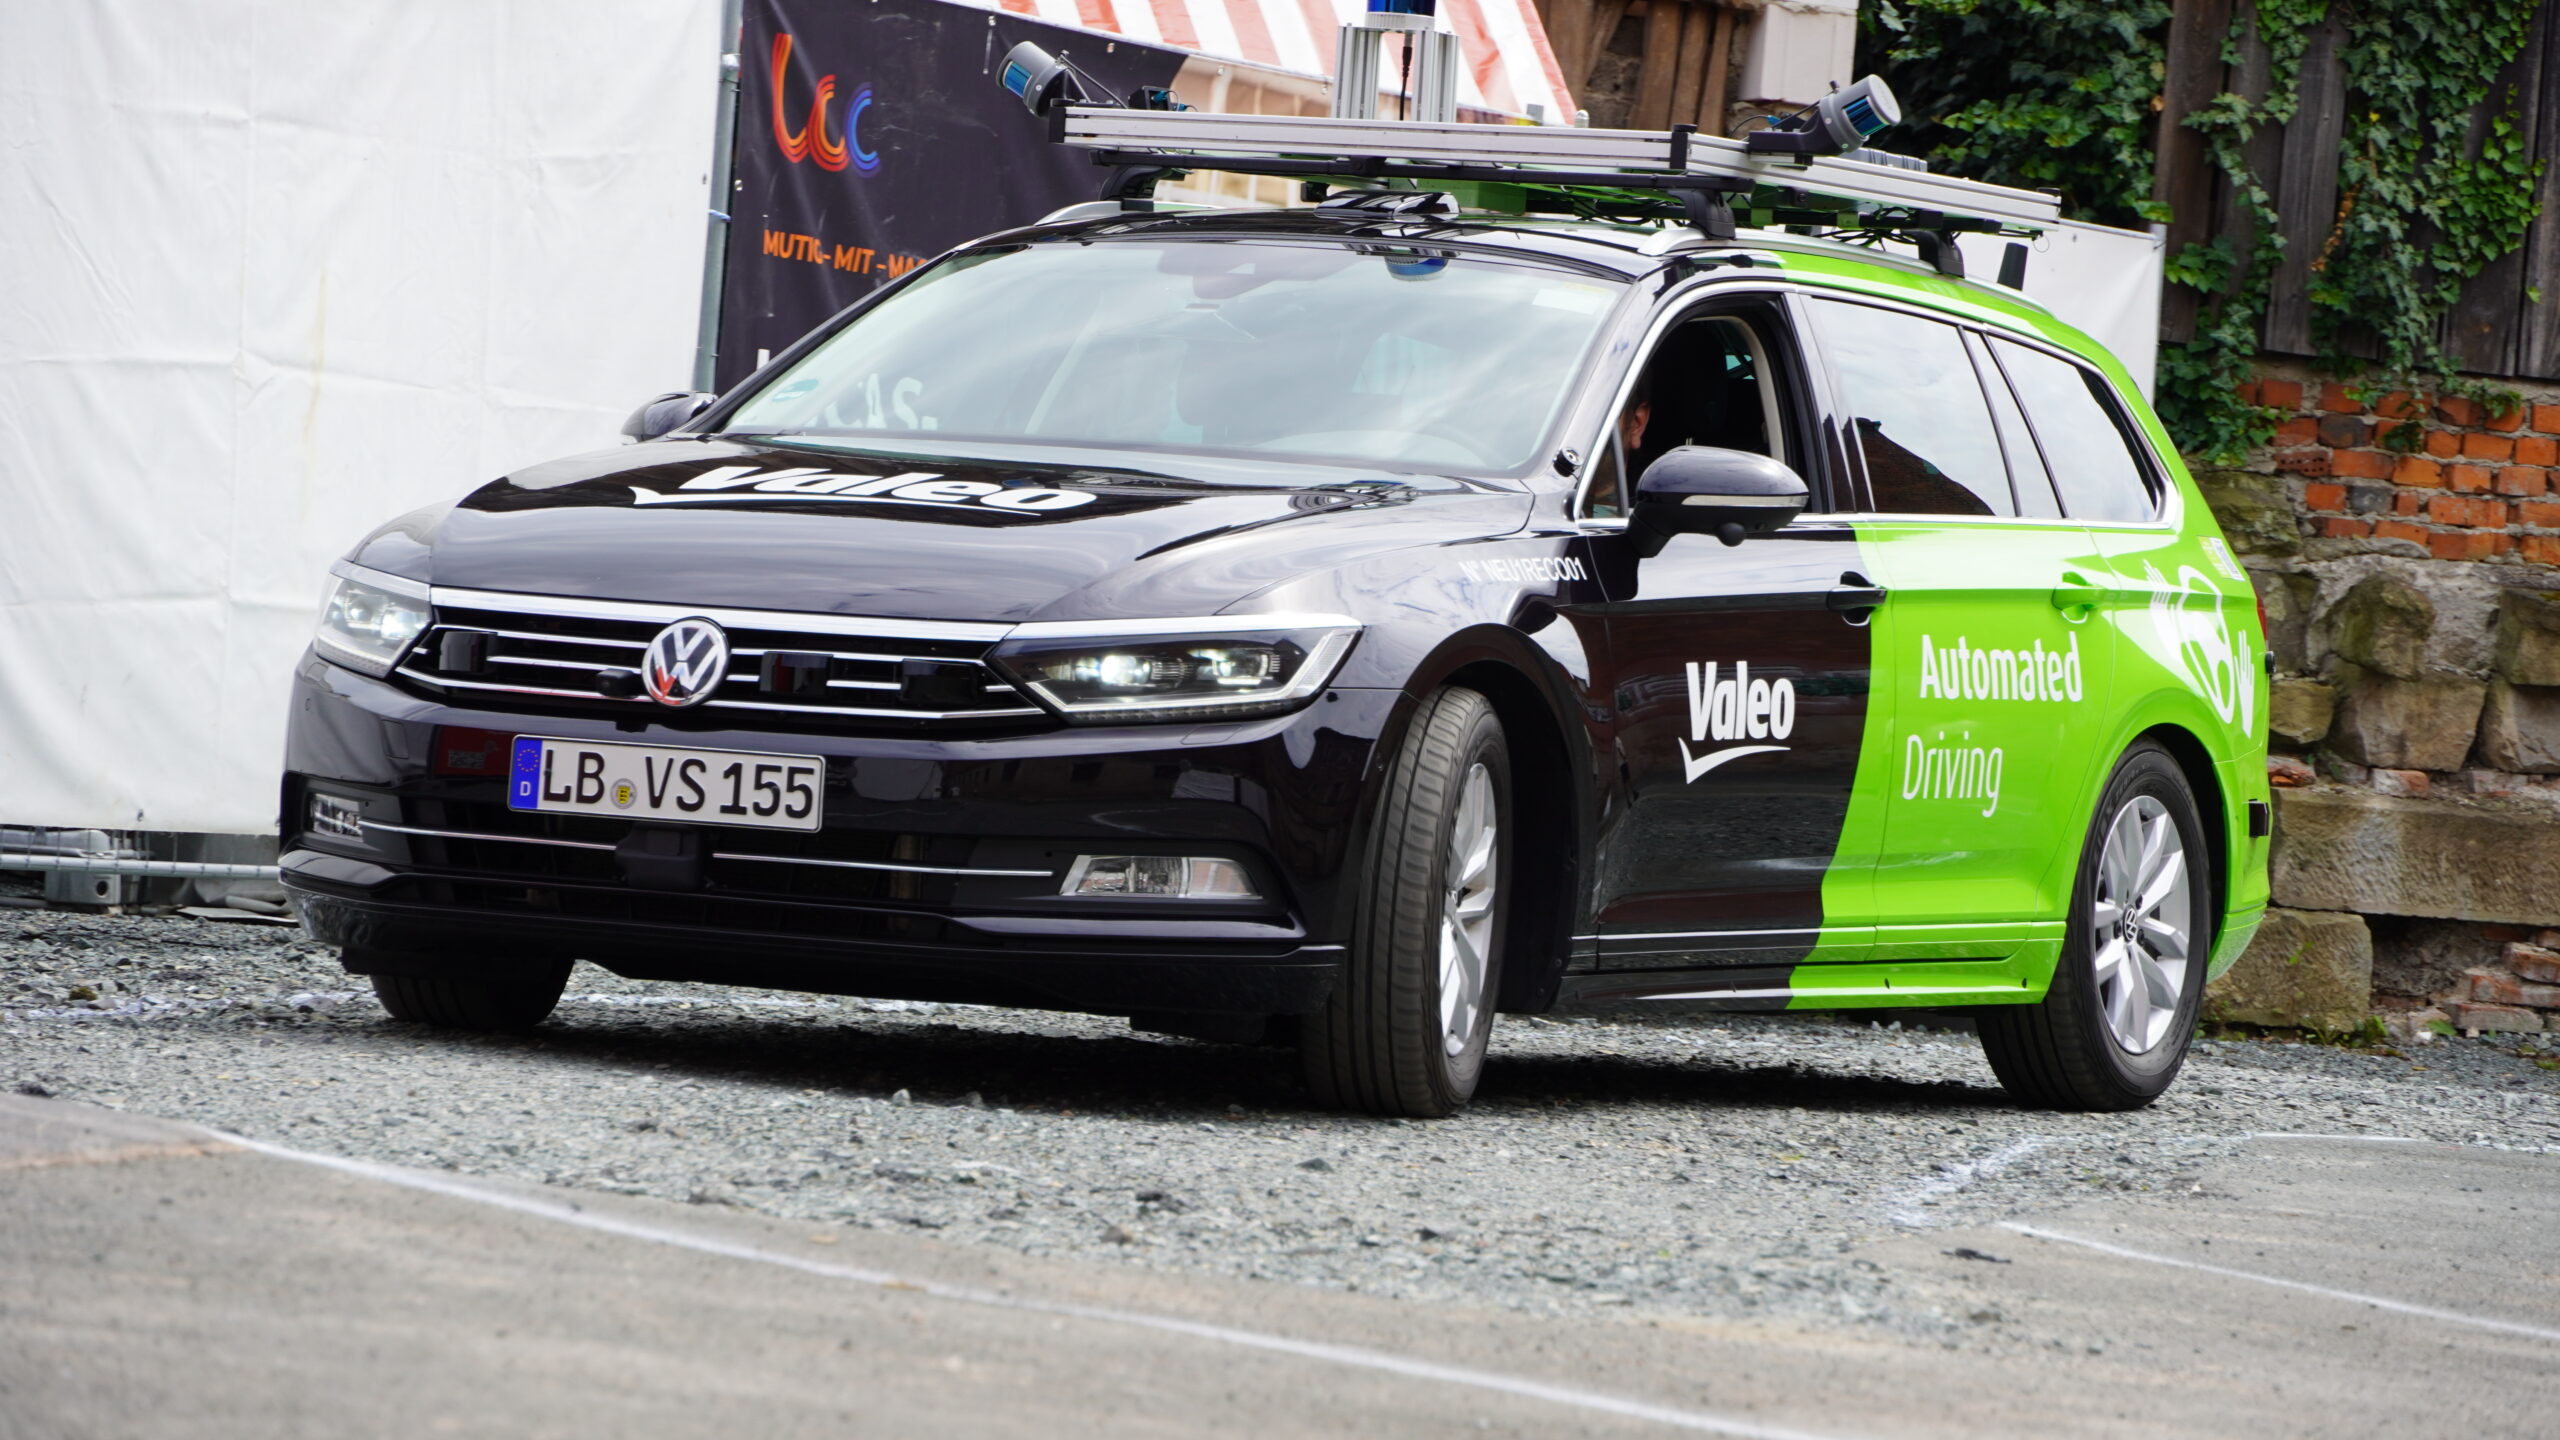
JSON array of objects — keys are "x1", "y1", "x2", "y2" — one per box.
[{"x1": 506, "y1": 736, "x2": 823, "y2": 831}]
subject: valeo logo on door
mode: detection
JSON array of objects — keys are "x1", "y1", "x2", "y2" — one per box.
[{"x1": 1681, "y1": 660, "x2": 1794, "y2": 782}]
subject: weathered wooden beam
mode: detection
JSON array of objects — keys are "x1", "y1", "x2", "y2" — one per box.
[
  {"x1": 2521, "y1": 4, "x2": 2560, "y2": 380},
  {"x1": 1698, "y1": 7, "x2": 1735, "y2": 134},
  {"x1": 2156, "y1": 0, "x2": 2237, "y2": 344},
  {"x1": 2263, "y1": 14, "x2": 2346, "y2": 357},
  {"x1": 1630, "y1": 0, "x2": 1685, "y2": 131},
  {"x1": 1670, "y1": 2, "x2": 1713, "y2": 135},
  {"x1": 2213, "y1": 3, "x2": 2280, "y2": 325},
  {"x1": 2471, "y1": 2, "x2": 2560, "y2": 382}
]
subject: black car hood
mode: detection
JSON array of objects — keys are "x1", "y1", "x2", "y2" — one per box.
[{"x1": 367, "y1": 440, "x2": 1533, "y2": 624}]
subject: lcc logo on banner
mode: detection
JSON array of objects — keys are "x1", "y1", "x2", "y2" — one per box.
[
  {"x1": 769, "y1": 32, "x2": 877, "y2": 174},
  {"x1": 717, "y1": 0, "x2": 1187, "y2": 391}
]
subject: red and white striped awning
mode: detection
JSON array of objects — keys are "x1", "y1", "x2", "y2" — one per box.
[{"x1": 969, "y1": 0, "x2": 1574, "y2": 123}]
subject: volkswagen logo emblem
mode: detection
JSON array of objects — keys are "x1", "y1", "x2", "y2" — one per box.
[{"x1": 641, "y1": 618, "x2": 729, "y2": 708}]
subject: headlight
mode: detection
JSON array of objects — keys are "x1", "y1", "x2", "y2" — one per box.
[
  {"x1": 989, "y1": 615, "x2": 1361, "y2": 722},
  {"x1": 313, "y1": 566, "x2": 431, "y2": 677}
]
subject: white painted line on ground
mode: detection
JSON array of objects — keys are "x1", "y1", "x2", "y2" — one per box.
[
  {"x1": 206, "y1": 1128, "x2": 1853, "y2": 1440},
  {"x1": 1884, "y1": 1130, "x2": 2560, "y2": 1230},
  {"x1": 1999, "y1": 1223, "x2": 2560, "y2": 1345},
  {"x1": 2248, "y1": 1131, "x2": 2560, "y2": 1155},
  {"x1": 1883, "y1": 1136, "x2": 2054, "y2": 1228}
]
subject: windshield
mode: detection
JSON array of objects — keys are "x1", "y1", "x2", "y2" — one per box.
[{"x1": 721, "y1": 240, "x2": 1623, "y2": 473}]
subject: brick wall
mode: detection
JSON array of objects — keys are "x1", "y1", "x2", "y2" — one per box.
[
  {"x1": 2248, "y1": 368, "x2": 2560, "y2": 564},
  {"x1": 2201, "y1": 361, "x2": 2560, "y2": 1038},
  {"x1": 2450, "y1": 937, "x2": 2560, "y2": 1034}
]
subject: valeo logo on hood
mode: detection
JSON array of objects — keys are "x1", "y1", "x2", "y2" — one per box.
[{"x1": 630, "y1": 465, "x2": 1097, "y2": 514}]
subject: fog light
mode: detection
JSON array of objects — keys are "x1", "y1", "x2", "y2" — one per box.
[
  {"x1": 1061, "y1": 855, "x2": 1259, "y2": 899},
  {"x1": 310, "y1": 793, "x2": 365, "y2": 840}
]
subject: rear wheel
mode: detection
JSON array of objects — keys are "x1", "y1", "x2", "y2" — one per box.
[
  {"x1": 1978, "y1": 742, "x2": 2207, "y2": 1111},
  {"x1": 1301, "y1": 686, "x2": 1509, "y2": 1117},
  {"x1": 367, "y1": 959, "x2": 573, "y2": 1032}
]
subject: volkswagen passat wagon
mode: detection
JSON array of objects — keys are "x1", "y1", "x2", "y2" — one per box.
[{"x1": 284, "y1": 206, "x2": 2270, "y2": 1116}]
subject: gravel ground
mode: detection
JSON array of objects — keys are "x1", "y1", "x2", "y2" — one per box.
[{"x1": 8, "y1": 895, "x2": 2560, "y2": 1349}]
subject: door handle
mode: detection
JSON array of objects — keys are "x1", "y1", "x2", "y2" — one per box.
[
  {"x1": 2050, "y1": 571, "x2": 2102, "y2": 619},
  {"x1": 1827, "y1": 571, "x2": 1888, "y2": 625}
]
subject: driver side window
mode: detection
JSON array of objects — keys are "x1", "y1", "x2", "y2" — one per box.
[{"x1": 1584, "y1": 313, "x2": 1786, "y2": 520}]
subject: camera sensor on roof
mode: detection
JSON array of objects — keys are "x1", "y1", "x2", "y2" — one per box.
[
  {"x1": 999, "y1": 41, "x2": 1083, "y2": 117},
  {"x1": 1744, "y1": 75, "x2": 1902, "y2": 160},
  {"x1": 1001, "y1": 41, "x2": 1183, "y2": 116}
]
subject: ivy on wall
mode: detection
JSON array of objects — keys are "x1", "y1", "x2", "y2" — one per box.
[
  {"x1": 1859, "y1": 0, "x2": 2547, "y2": 464},
  {"x1": 2151, "y1": 0, "x2": 2321, "y2": 463},
  {"x1": 1862, "y1": 0, "x2": 2172, "y2": 231},
  {"x1": 2305, "y1": 2, "x2": 2543, "y2": 444}
]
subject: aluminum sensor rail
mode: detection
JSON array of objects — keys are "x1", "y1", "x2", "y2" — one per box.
[{"x1": 1057, "y1": 107, "x2": 2063, "y2": 233}]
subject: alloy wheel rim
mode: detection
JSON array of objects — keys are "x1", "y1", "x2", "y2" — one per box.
[
  {"x1": 2089, "y1": 794, "x2": 2191, "y2": 1055},
  {"x1": 1438, "y1": 762, "x2": 1499, "y2": 1058}
]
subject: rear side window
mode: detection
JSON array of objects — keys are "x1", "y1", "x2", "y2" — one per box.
[
  {"x1": 1809, "y1": 299, "x2": 2013, "y2": 517},
  {"x1": 1968, "y1": 331, "x2": 2063, "y2": 518},
  {"x1": 1989, "y1": 339, "x2": 2158, "y2": 523}
]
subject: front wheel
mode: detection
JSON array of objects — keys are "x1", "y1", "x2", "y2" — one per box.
[
  {"x1": 1978, "y1": 742, "x2": 2208, "y2": 1111},
  {"x1": 367, "y1": 957, "x2": 573, "y2": 1032},
  {"x1": 1300, "y1": 686, "x2": 1510, "y2": 1117}
]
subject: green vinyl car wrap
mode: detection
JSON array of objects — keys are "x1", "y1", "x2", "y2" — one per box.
[{"x1": 1662, "y1": 252, "x2": 2271, "y2": 1014}]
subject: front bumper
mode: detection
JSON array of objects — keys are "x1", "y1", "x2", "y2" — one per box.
[{"x1": 281, "y1": 654, "x2": 1395, "y2": 1015}]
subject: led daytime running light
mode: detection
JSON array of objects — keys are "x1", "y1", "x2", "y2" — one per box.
[
  {"x1": 989, "y1": 617, "x2": 1360, "y2": 724},
  {"x1": 313, "y1": 565, "x2": 432, "y2": 677}
]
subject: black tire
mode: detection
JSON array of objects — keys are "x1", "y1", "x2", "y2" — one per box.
[
  {"x1": 1979, "y1": 741, "x2": 2210, "y2": 1111},
  {"x1": 368, "y1": 960, "x2": 573, "y2": 1032},
  {"x1": 1301, "y1": 686, "x2": 1511, "y2": 1117}
]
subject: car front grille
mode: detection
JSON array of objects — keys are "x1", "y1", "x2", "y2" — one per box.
[
  {"x1": 376, "y1": 876, "x2": 959, "y2": 946},
  {"x1": 391, "y1": 587, "x2": 1047, "y2": 731},
  {"x1": 365, "y1": 797, "x2": 1056, "y2": 907}
]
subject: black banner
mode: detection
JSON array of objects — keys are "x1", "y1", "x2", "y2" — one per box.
[{"x1": 714, "y1": 0, "x2": 1188, "y2": 391}]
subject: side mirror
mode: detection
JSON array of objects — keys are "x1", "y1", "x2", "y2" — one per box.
[
  {"x1": 621, "y1": 391, "x2": 716, "y2": 443},
  {"x1": 1631, "y1": 446, "x2": 1809, "y2": 555}
]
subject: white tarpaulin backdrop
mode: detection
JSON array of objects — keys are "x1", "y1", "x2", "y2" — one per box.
[{"x1": 1, "y1": 0, "x2": 720, "y2": 834}]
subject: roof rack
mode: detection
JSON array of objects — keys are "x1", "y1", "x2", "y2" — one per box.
[{"x1": 1050, "y1": 107, "x2": 2060, "y2": 265}]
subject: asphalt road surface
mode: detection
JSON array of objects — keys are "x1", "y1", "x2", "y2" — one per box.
[{"x1": 5, "y1": 905, "x2": 2559, "y2": 1436}]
